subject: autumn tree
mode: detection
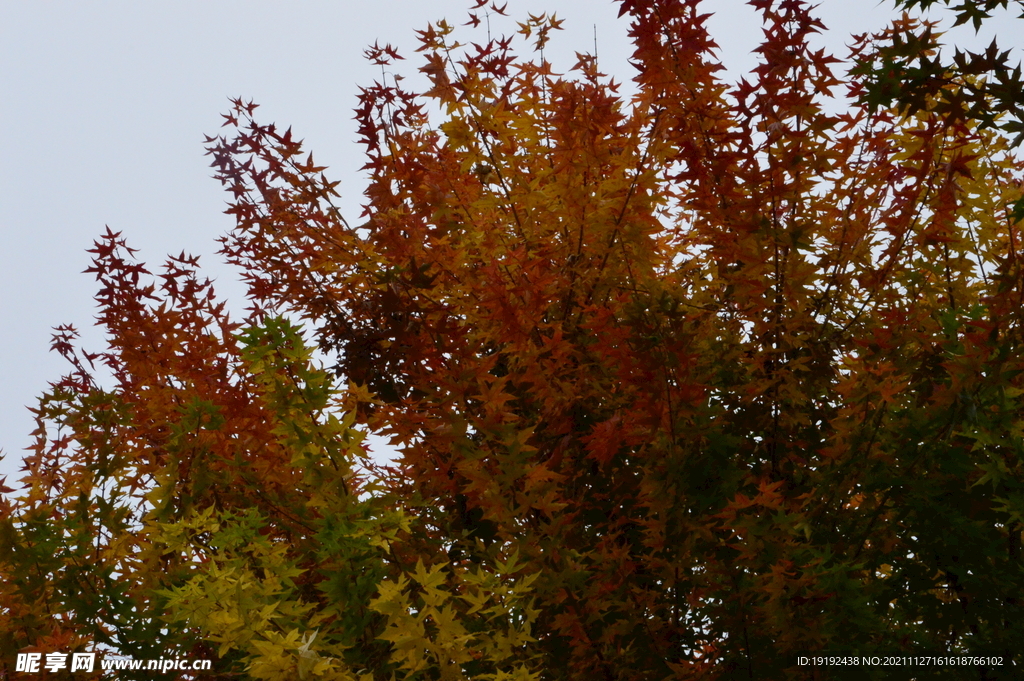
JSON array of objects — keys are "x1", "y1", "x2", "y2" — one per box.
[{"x1": 3, "y1": 1, "x2": 1024, "y2": 679}]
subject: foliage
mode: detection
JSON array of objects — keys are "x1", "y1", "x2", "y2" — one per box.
[
  {"x1": 3, "y1": 0, "x2": 1024, "y2": 679},
  {"x1": 0, "y1": 240, "x2": 537, "y2": 679},
  {"x1": 856, "y1": 0, "x2": 1024, "y2": 148}
]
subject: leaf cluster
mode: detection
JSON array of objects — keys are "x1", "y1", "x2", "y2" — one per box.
[{"x1": 855, "y1": 1, "x2": 1024, "y2": 147}]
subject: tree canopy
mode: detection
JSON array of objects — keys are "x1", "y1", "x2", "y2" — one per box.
[{"x1": 2, "y1": 1, "x2": 1024, "y2": 679}]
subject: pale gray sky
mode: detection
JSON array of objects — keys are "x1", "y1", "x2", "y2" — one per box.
[{"x1": 1, "y1": 0, "x2": 1018, "y2": 484}]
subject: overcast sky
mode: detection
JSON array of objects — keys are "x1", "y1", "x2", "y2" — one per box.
[{"x1": 1, "y1": 0, "x2": 1019, "y2": 485}]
